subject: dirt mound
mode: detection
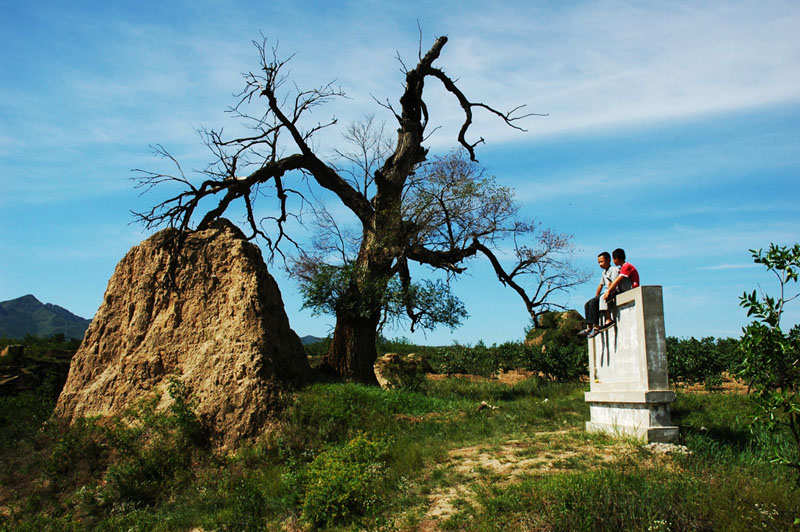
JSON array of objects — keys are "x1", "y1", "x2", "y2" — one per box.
[{"x1": 55, "y1": 219, "x2": 310, "y2": 448}]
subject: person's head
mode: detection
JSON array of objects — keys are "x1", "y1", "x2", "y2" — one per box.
[
  {"x1": 612, "y1": 248, "x2": 626, "y2": 266},
  {"x1": 597, "y1": 251, "x2": 611, "y2": 269}
]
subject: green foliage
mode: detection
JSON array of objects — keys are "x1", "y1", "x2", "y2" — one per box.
[
  {"x1": 47, "y1": 417, "x2": 108, "y2": 477},
  {"x1": 0, "y1": 333, "x2": 81, "y2": 353},
  {"x1": 100, "y1": 378, "x2": 208, "y2": 507},
  {"x1": 523, "y1": 310, "x2": 589, "y2": 381},
  {"x1": 428, "y1": 338, "x2": 587, "y2": 382},
  {"x1": 5, "y1": 329, "x2": 800, "y2": 531},
  {"x1": 666, "y1": 336, "x2": 739, "y2": 388},
  {"x1": 0, "y1": 387, "x2": 57, "y2": 446},
  {"x1": 525, "y1": 309, "x2": 585, "y2": 346},
  {"x1": 433, "y1": 342, "x2": 501, "y2": 377},
  {"x1": 738, "y1": 243, "x2": 800, "y2": 482},
  {"x1": 301, "y1": 433, "x2": 392, "y2": 527},
  {"x1": 303, "y1": 335, "x2": 331, "y2": 358},
  {"x1": 525, "y1": 342, "x2": 588, "y2": 382},
  {"x1": 0, "y1": 333, "x2": 78, "y2": 398},
  {"x1": 377, "y1": 353, "x2": 432, "y2": 391},
  {"x1": 3, "y1": 372, "x2": 800, "y2": 530},
  {"x1": 446, "y1": 465, "x2": 707, "y2": 532},
  {"x1": 377, "y1": 335, "x2": 427, "y2": 356},
  {"x1": 297, "y1": 261, "x2": 467, "y2": 332}
]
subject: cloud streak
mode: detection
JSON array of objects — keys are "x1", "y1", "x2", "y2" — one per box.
[{"x1": 697, "y1": 263, "x2": 760, "y2": 271}]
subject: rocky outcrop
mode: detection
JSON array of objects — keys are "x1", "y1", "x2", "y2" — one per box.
[
  {"x1": 374, "y1": 352, "x2": 432, "y2": 389},
  {"x1": 525, "y1": 310, "x2": 585, "y2": 349},
  {"x1": 55, "y1": 219, "x2": 310, "y2": 448}
]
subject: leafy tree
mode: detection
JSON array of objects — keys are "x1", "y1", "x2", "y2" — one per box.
[
  {"x1": 524, "y1": 310, "x2": 588, "y2": 381},
  {"x1": 738, "y1": 243, "x2": 800, "y2": 481},
  {"x1": 666, "y1": 336, "x2": 728, "y2": 389},
  {"x1": 134, "y1": 36, "x2": 587, "y2": 383}
]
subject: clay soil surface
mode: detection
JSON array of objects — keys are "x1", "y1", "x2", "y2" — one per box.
[{"x1": 414, "y1": 428, "x2": 639, "y2": 532}]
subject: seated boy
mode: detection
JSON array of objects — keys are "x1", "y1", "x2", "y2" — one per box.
[
  {"x1": 595, "y1": 248, "x2": 640, "y2": 333},
  {"x1": 603, "y1": 248, "x2": 640, "y2": 302},
  {"x1": 578, "y1": 251, "x2": 619, "y2": 338}
]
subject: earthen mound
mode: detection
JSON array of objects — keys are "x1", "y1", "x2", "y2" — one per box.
[{"x1": 55, "y1": 219, "x2": 310, "y2": 448}]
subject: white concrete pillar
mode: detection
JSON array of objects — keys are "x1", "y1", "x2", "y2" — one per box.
[{"x1": 585, "y1": 286, "x2": 679, "y2": 443}]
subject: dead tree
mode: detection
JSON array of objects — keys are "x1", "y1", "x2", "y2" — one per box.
[{"x1": 135, "y1": 36, "x2": 584, "y2": 384}]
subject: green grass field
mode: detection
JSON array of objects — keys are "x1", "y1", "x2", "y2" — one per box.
[{"x1": 1, "y1": 375, "x2": 798, "y2": 531}]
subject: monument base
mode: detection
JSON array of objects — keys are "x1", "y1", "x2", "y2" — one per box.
[
  {"x1": 585, "y1": 390, "x2": 679, "y2": 443},
  {"x1": 585, "y1": 421, "x2": 679, "y2": 443}
]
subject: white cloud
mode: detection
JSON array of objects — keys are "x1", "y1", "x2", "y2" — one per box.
[
  {"x1": 696, "y1": 263, "x2": 760, "y2": 271},
  {"x1": 416, "y1": 0, "x2": 800, "y2": 141}
]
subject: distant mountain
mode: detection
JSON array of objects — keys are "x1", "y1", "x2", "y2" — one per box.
[
  {"x1": 300, "y1": 335, "x2": 325, "y2": 345},
  {"x1": 0, "y1": 295, "x2": 91, "y2": 340}
]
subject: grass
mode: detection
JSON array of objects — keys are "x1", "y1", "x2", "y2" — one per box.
[{"x1": 1, "y1": 376, "x2": 799, "y2": 531}]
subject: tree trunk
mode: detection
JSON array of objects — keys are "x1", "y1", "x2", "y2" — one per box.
[
  {"x1": 324, "y1": 314, "x2": 380, "y2": 385},
  {"x1": 322, "y1": 199, "x2": 401, "y2": 385}
]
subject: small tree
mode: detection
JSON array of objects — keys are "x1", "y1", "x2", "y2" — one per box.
[{"x1": 738, "y1": 243, "x2": 800, "y2": 481}]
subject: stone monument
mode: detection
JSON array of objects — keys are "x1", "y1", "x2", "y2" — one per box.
[{"x1": 585, "y1": 286, "x2": 679, "y2": 442}]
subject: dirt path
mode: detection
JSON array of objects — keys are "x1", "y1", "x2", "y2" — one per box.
[{"x1": 416, "y1": 429, "x2": 627, "y2": 531}]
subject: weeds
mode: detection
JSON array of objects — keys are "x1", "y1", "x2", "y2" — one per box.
[
  {"x1": 2, "y1": 375, "x2": 800, "y2": 531},
  {"x1": 301, "y1": 433, "x2": 392, "y2": 527}
]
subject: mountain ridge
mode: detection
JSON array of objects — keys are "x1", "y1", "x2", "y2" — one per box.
[{"x1": 0, "y1": 294, "x2": 91, "y2": 340}]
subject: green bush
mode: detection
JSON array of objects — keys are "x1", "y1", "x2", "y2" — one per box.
[
  {"x1": 666, "y1": 336, "x2": 732, "y2": 388},
  {"x1": 524, "y1": 310, "x2": 589, "y2": 381},
  {"x1": 303, "y1": 336, "x2": 331, "y2": 358},
  {"x1": 737, "y1": 243, "x2": 800, "y2": 483},
  {"x1": 301, "y1": 433, "x2": 392, "y2": 527},
  {"x1": 0, "y1": 388, "x2": 56, "y2": 446},
  {"x1": 524, "y1": 342, "x2": 588, "y2": 382},
  {"x1": 433, "y1": 342, "x2": 498, "y2": 377},
  {"x1": 376, "y1": 353, "x2": 431, "y2": 391},
  {"x1": 525, "y1": 310, "x2": 585, "y2": 347},
  {"x1": 428, "y1": 339, "x2": 588, "y2": 382},
  {"x1": 100, "y1": 379, "x2": 208, "y2": 507}
]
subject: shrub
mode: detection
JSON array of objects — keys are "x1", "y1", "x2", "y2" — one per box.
[
  {"x1": 303, "y1": 335, "x2": 331, "y2": 358},
  {"x1": 301, "y1": 433, "x2": 392, "y2": 527},
  {"x1": 524, "y1": 310, "x2": 588, "y2": 381},
  {"x1": 667, "y1": 336, "x2": 729, "y2": 388},
  {"x1": 428, "y1": 338, "x2": 588, "y2": 382},
  {"x1": 0, "y1": 388, "x2": 56, "y2": 446},
  {"x1": 100, "y1": 378, "x2": 208, "y2": 506},
  {"x1": 524, "y1": 342, "x2": 588, "y2": 382},
  {"x1": 375, "y1": 353, "x2": 431, "y2": 391},
  {"x1": 525, "y1": 309, "x2": 585, "y2": 347},
  {"x1": 433, "y1": 342, "x2": 498, "y2": 377},
  {"x1": 737, "y1": 243, "x2": 800, "y2": 483}
]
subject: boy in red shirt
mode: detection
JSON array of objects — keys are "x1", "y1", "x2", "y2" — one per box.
[{"x1": 603, "y1": 248, "x2": 639, "y2": 301}]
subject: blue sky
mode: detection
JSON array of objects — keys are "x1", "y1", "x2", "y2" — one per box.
[{"x1": 1, "y1": 0, "x2": 798, "y2": 344}]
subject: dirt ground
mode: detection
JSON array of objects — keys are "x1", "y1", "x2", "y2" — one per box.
[
  {"x1": 426, "y1": 369, "x2": 540, "y2": 386},
  {"x1": 414, "y1": 428, "x2": 633, "y2": 531},
  {"x1": 679, "y1": 373, "x2": 750, "y2": 394},
  {"x1": 411, "y1": 370, "x2": 740, "y2": 531}
]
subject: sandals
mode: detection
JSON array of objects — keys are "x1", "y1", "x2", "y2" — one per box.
[{"x1": 599, "y1": 320, "x2": 616, "y2": 331}]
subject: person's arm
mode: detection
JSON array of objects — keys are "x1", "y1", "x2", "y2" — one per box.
[
  {"x1": 604, "y1": 276, "x2": 624, "y2": 300},
  {"x1": 595, "y1": 282, "x2": 603, "y2": 298}
]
